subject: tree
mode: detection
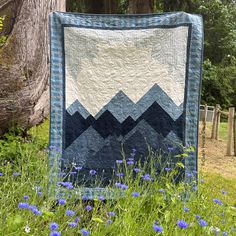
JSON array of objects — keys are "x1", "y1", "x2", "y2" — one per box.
[
  {"x1": 128, "y1": 0, "x2": 154, "y2": 13},
  {"x1": 0, "y1": 0, "x2": 65, "y2": 135}
]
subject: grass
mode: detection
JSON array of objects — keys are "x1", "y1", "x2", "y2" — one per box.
[
  {"x1": 206, "y1": 122, "x2": 228, "y2": 141},
  {"x1": 0, "y1": 120, "x2": 236, "y2": 236}
]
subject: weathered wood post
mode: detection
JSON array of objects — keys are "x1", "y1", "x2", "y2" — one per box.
[
  {"x1": 234, "y1": 113, "x2": 236, "y2": 156},
  {"x1": 211, "y1": 104, "x2": 219, "y2": 139},
  {"x1": 226, "y1": 107, "x2": 235, "y2": 156},
  {"x1": 215, "y1": 104, "x2": 221, "y2": 140}
]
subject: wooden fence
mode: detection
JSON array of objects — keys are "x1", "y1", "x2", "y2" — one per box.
[{"x1": 200, "y1": 104, "x2": 236, "y2": 156}]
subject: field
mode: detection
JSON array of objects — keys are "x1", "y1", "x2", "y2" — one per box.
[{"x1": 0, "y1": 120, "x2": 235, "y2": 236}]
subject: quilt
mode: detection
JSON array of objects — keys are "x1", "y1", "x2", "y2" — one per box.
[{"x1": 49, "y1": 12, "x2": 203, "y2": 199}]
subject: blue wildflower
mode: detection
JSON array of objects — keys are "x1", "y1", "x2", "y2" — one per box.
[
  {"x1": 23, "y1": 195, "x2": 29, "y2": 200},
  {"x1": 184, "y1": 207, "x2": 189, "y2": 212},
  {"x1": 0, "y1": 173, "x2": 3, "y2": 176},
  {"x1": 153, "y1": 224, "x2": 163, "y2": 233},
  {"x1": 69, "y1": 171, "x2": 77, "y2": 175},
  {"x1": 132, "y1": 192, "x2": 140, "y2": 197},
  {"x1": 115, "y1": 182, "x2": 121, "y2": 188},
  {"x1": 213, "y1": 199, "x2": 223, "y2": 205},
  {"x1": 176, "y1": 220, "x2": 188, "y2": 229},
  {"x1": 75, "y1": 166, "x2": 82, "y2": 171},
  {"x1": 222, "y1": 232, "x2": 228, "y2": 236},
  {"x1": 82, "y1": 196, "x2": 89, "y2": 201},
  {"x1": 49, "y1": 222, "x2": 59, "y2": 231},
  {"x1": 121, "y1": 184, "x2": 128, "y2": 190},
  {"x1": 18, "y1": 202, "x2": 29, "y2": 209},
  {"x1": 80, "y1": 229, "x2": 90, "y2": 235},
  {"x1": 50, "y1": 231, "x2": 61, "y2": 236},
  {"x1": 116, "y1": 160, "x2": 123, "y2": 164},
  {"x1": 66, "y1": 210, "x2": 75, "y2": 217},
  {"x1": 133, "y1": 168, "x2": 141, "y2": 173},
  {"x1": 127, "y1": 160, "x2": 134, "y2": 165},
  {"x1": 108, "y1": 211, "x2": 116, "y2": 217},
  {"x1": 74, "y1": 217, "x2": 80, "y2": 223},
  {"x1": 199, "y1": 219, "x2": 207, "y2": 227},
  {"x1": 116, "y1": 173, "x2": 124, "y2": 177},
  {"x1": 58, "y1": 199, "x2": 66, "y2": 205},
  {"x1": 195, "y1": 215, "x2": 201, "y2": 219},
  {"x1": 221, "y1": 190, "x2": 227, "y2": 195},
  {"x1": 186, "y1": 172, "x2": 193, "y2": 178},
  {"x1": 68, "y1": 222, "x2": 77, "y2": 228},
  {"x1": 158, "y1": 189, "x2": 165, "y2": 194},
  {"x1": 89, "y1": 170, "x2": 96, "y2": 175},
  {"x1": 13, "y1": 172, "x2": 21, "y2": 177},
  {"x1": 106, "y1": 219, "x2": 113, "y2": 225},
  {"x1": 142, "y1": 174, "x2": 153, "y2": 181},
  {"x1": 98, "y1": 196, "x2": 105, "y2": 201},
  {"x1": 85, "y1": 205, "x2": 93, "y2": 211},
  {"x1": 164, "y1": 167, "x2": 171, "y2": 171},
  {"x1": 37, "y1": 192, "x2": 43, "y2": 196}
]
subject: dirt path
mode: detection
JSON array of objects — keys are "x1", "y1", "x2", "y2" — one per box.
[{"x1": 198, "y1": 124, "x2": 236, "y2": 179}]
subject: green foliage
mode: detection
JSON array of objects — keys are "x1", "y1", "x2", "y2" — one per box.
[{"x1": 0, "y1": 15, "x2": 7, "y2": 46}]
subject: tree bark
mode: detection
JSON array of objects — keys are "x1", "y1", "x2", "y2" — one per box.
[
  {"x1": 128, "y1": 0, "x2": 154, "y2": 14},
  {"x1": 0, "y1": 0, "x2": 65, "y2": 135}
]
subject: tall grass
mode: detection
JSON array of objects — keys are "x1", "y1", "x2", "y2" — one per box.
[{"x1": 0, "y1": 120, "x2": 235, "y2": 236}]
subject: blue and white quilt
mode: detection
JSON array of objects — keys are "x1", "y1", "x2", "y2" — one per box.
[{"x1": 49, "y1": 12, "x2": 203, "y2": 199}]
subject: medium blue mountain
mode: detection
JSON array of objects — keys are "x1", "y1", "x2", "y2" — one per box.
[{"x1": 65, "y1": 101, "x2": 184, "y2": 148}]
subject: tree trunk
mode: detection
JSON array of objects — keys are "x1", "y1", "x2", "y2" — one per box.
[
  {"x1": 0, "y1": 0, "x2": 65, "y2": 135},
  {"x1": 128, "y1": 0, "x2": 154, "y2": 14}
]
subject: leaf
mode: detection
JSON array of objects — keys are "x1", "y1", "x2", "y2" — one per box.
[
  {"x1": 176, "y1": 162, "x2": 185, "y2": 169},
  {"x1": 92, "y1": 217, "x2": 104, "y2": 223}
]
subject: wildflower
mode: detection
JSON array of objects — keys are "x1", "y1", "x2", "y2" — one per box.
[
  {"x1": 222, "y1": 232, "x2": 228, "y2": 236},
  {"x1": 195, "y1": 215, "x2": 201, "y2": 219},
  {"x1": 128, "y1": 157, "x2": 134, "y2": 161},
  {"x1": 23, "y1": 195, "x2": 29, "y2": 200},
  {"x1": 85, "y1": 205, "x2": 93, "y2": 211},
  {"x1": 132, "y1": 192, "x2": 140, "y2": 197},
  {"x1": 116, "y1": 160, "x2": 123, "y2": 164},
  {"x1": 107, "y1": 219, "x2": 113, "y2": 225},
  {"x1": 121, "y1": 184, "x2": 128, "y2": 190},
  {"x1": 80, "y1": 229, "x2": 90, "y2": 235},
  {"x1": 50, "y1": 231, "x2": 61, "y2": 236},
  {"x1": 66, "y1": 210, "x2": 75, "y2": 217},
  {"x1": 116, "y1": 173, "x2": 124, "y2": 177},
  {"x1": 193, "y1": 186, "x2": 198, "y2": 191},
  {"x1": 221, "y1": 190, "x2": 227, "y2": 195},
  {"x1": 89, "y1": 169, "x2": 96, "y2": 175},
  {"x1": 127, "y1": 160, "x2": 134, "y2": 165},
  {"x1": 108, "y1": 211, "x2": 116, "y2": 217},
  {"x1": 115, "y1": 182, "x2": 121, "y2": 188},
  {"x1": 186, "y1": 172, "x2": 193, "y2": 178},
  {"x1": 183, "y1": 207, "x2": 189, "y2": 212},
  {"x1": 74, "y1": 217, "x2": 80, "y2": 223},
  {"x1": 0, "y1": 173, "x2": 3, "y2": 176},
  {"x1": 82, "y1": 196, "x2": 89, "y2": 201},
  {"x1": 200, "y1": 179, "x2": 204, "y2": 183},
  {"x1": 49, "y1": 222, "x2": 59, "y2": 231},
  {"x1": 75, "y1": 166, "x2": 82, "y2": 171},
  {"x1": 69, "y1": 171, "x2": 77, "y2": 175},
  {"x1": 68, "y1": 222, "x2": 77, "y2": 228},
  {"x1": 209, "y1": 226, "x2": 220, "y2": 235},
  {"x1": 199, "y1": 219, "x2": 207, "y2": 227},
  {"x1": 58, "y1": 199, "x2": 66, "y2": 205},
  {"x1": 142, "y1": 174, "x2": 153, "y2": 181},
  {"x1": 18, "y1": 202, "x2": 29, "y2": 209},
  {"x1": 98, "y1": 196, "x2": 105, "y2": 201},
  {"x1": 164, "y1": 167, "x2": 171, "y2": 171},
  {"x1": 24, "y1": 225, "x2": 30, "y2": 233},
  {"x1": 213, "y1": 199, "x2": 223, "y2": 205},
  {"x1": 153, "y1": 224, "x2": 163, "y2": 233},
  {"x1": 37, "y1": 192, "x2": 43, "y2": 196},
  {"x1": 49, "y1": 145, "x2": 56, "y2": 150},
  {"x1": 32, "y1": 209, "x2": 42, "y2": 215},
  {"x1": 176, "y1": 220, "x2": 188, "y2": 229},
  {"x1": 158, "y1": 189, "x2": 165, "y2": 194},
  {"x1": 133, "y1": 168, "x2": 141, "y2": 173},
  {"x1": 13, "y1": 172, "x2": 21, "y2": 177}
]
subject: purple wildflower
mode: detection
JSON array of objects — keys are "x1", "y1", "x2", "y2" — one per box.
[
  {"x1": 221, "y1": 190, "x2": 227, "y2": 195},
  {"x1": 176, "y1": 220, "x2": 188, "y2": 229},
  {"x1": 18, "y1": 202, "x2": 29, "y2": 209},
  {"x1": 116, "y1": 160, "x2": 123, "y2": 164},
  {"x1": 158, "y1": 189, "x2": 165, "y2": 194},
  {"x1": 0, "y1": 173, "x2": 3, "y2": 176},
  {"x1": 69, "y1": 171, "x2": 77, "y2": 175},
  {"x1": 13, "y1": 172, "x2": 21, "y2": 177},
  {"x1": 213, "y1": 199, "x2": 223, "y2": 205},
  {"x1": 98, "y1": 196, "x2": 105, "y2": 201},
  {"x1": 153, "y1": 224, "x2": 163, "y2": 233},
  {"x1": 85, "y1": 205, "x2": 93, "y2": 211},
  {"x1": 121, "y1": 184, "x2": 128, "y2": 190},
  {"x1": 195, "y1": 215, "x2": 201, "y2": 219},
  {"x1": 50, "y1": 232, "x2": 61, "y2": 236},
  {"x1": 108, "y1": 211, "x2": 116, "y2": 217},
  {"x1": 58, "y1": 199, "x2": 66, "y2": 205},
  {"x1": 68, "y1": 222, "x2": 77, "y2": 228},
  {"x1": 164, "y1": 167, "x2": 172, "y2": 171},
  {"x1": 49, "y1": 222, "x2": 59, "y2": 231},
  {"x1": 23, "y1": 195, "x2": 29, "y2": 200},
  {"x1": 106, "y1": 219, "x2": 113, "y2": 225},
  {"x1": 80, "y1": 229, "x2": 90, "y2": 235},
  {"x1": 115, "y1": 182, "x2": 121, "y2": 188},
  {"x1": 74, "y1": 217, "x2": 80, "y2": 223},
  {"x1": 82, "y1": 196, "x2": 89, "y2": 201},
  {"x1": 116, "y1": 173, "x2": 124, "y2": 177},
  {"x1": 222, "y1": 232, "x2": 228, "y2": 236},
  {"x1": 133, "y1": 168, "x2": 141, "y2": 173},
  {"x1": 37, "y1": 192, "x2": 43, "y2": 196},
  {"x1": 89, "y1": 169, "x2": 96, "y2": 175},
  {"x1": 132, "y1": 192, "x2": 140, "y2": 197},
  {"x1": 127, "y1": 160, "x2": 134, "y2": 165},
  {"x1": 184, "y1": 207, "x2": 189, "y2": 212},
  {"x1": 199, "y1": 219, "x2": 207, "y2": 227},
  {"x1": 66, "y1": 210, "x2": 75, "y2": 217},
  {"x1": 186, "y1": 172, "x2": 193, "y2": 178},
  {"x1": 142, "y1": 174, "x2": 152, "y2": 181}
]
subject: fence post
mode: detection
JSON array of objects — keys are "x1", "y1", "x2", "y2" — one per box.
[
  {"x1": 211, "y1": 105, "x2": 220, "y2": 139},
  {"x1": 215, "y1": 104, "x2": 221, "y2": 140},
  {"x1": 226, "y1": 107, "x2": 235, "y2": 156},
  {"x1": 234, "y1": 114, "x2": 236, "y2": 156}
]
